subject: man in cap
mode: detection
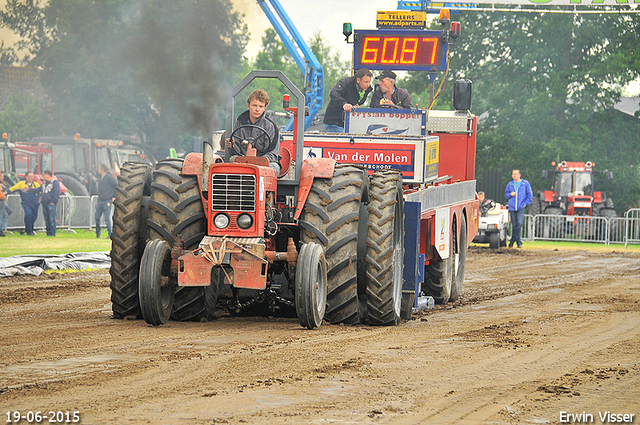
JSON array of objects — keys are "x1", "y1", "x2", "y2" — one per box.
[
  {"x1": 323, "y1": 68, "x2": 373, "y2": 133},
  {"x1": 370, "y1": 70, "x2": 413, "y2": 109}
]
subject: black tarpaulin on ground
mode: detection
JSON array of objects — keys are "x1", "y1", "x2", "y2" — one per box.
[{"x1": 0, "y1": 252, "x2": 111, "y2": 277}]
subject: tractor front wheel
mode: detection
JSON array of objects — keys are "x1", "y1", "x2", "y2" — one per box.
[
  {"x1": 139, "y1": 240, "x2": 175, "y2": 326},
  {"x1": 295, "y1": 242, "x2": 328, "y2": 329}
]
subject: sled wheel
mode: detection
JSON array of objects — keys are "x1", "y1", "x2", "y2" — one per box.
[
  {"x1": 139, "y1": 240, "x2": 175, "y2": 326},
  {"x1": 295, "y1": 242, "x2": 328, "y2": 329},
  {"x1": 449, "y1": 214, "x2": 467, "y2": 302}
]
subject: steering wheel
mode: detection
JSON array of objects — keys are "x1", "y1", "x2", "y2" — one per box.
[
  {"x1": 228, "y1": 124, "x2": 275, "y2": 157},
  {"x1": 378, "y1": 103, "x2": 401, "y2": 109}
]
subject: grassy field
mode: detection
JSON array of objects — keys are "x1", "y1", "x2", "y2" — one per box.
[
  {"x1": 472, "y1": 239, "x2": 640, "y2": 252},
  {"x1": 1, "y1": 229, "x2": 638, "y2": 259},
  {"x1": 0, "y1": 230, "x2": 112, "y2": 257}
]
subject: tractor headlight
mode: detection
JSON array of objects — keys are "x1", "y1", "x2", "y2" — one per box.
[
  {"x1": 236, "y1": 213, "x2": 253, "y2": 229},
  {"x1": 214, "y1": 213, "x2": 230, "y2": 229}
]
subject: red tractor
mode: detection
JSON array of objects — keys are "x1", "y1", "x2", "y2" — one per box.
[
  {"x1": 109, "y1": 70, "x2": 478, "y2": 329},
  {"x1": 531, "y1": 160, "x2": 616, "y2": 238},
  {"x1": 110, "y1": 71, "x2": 406, "y2": 329}
]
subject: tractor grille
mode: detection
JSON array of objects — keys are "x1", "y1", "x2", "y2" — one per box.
[{"x1": 210, "y1": 174, "x2": 256, "y2": 212}]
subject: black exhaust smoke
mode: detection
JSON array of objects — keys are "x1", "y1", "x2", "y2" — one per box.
[{"x1": 123, "y1": 0, "x2": 246, "y2": 141}]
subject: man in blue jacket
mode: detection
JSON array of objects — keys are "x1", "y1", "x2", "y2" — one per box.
[
  {"x1": 38, "y1": 170, "x2": 61, "y2": 237},
  {"x1": 505, "y1": 169, "x2": 533, "y2": 248}
]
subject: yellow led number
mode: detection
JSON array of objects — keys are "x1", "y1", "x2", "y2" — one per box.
[
  {"x1": 400, "y1": 38, "x2": 418, "y2": 64},
  {"x1": 361, "y1": 37, "x2": 380, "y2": 64},
  {"x1": 423, "y1": 37, "x2": 439, "y2": 65}
]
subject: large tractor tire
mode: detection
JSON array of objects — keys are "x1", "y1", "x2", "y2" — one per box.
[
  {"x1": 599, "y1": 208, "x2": 618, "y2": 242},
  {"x1": 364, "y1": 170, "x2": 404, "y2": 326},
  {"x1": 530, "y1": 197, "x2": 541, "y2": 216},
  {"x1": 110, "y1": 162, "x2": 152, "y2": 319},
  {"x1": 57, "y1": 173, "x2": 89, "y2": 197},
  {"x1": 604, "y1": 198, "x2": 614, "y2": 209},
  {"x1": 449, "y1": 214, "x2": 468, "y2": 302},
  {"x1": 147, "y1": 158, "x2": 215, "y2": 322},
  {"x1": 543, "y1": 207, "x2": 565, "y2": 238},
  {"x1": 299, "y1": 164, "x2": 366, "y2": 325}
]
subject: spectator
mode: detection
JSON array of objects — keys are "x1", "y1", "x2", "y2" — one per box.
[
  {"x1": 226, "y1": 89, "x2": 281, "y2": 174},
  {"x1": 37, "y1": 170, "x2": 61, "y2": 237},
  {"x1": 505, "y1": 169, "x2": 533, "y2": 248},
  {"x1": 478, "y1": 191, "x2": 495, "y2": 217},
  {"x1": 370, "y1": 70, "x2": 412, "y2": 109},
  {"x1": 0, "y1": 170, "x2": 9, "y2": 237},
  {"x1": 8, "y1": 171, "x2": 41, "y2": 235},
  {"x1": 95, "y1": 164, "x2": 117, "y2": 238},
  {"x1": 323, "y1": 68, "x2": 373, "y2": 133}
]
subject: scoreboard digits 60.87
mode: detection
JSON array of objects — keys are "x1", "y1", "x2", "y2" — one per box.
[{"x1": 353, "y1": 30, "x2": 447, "y2": 72}]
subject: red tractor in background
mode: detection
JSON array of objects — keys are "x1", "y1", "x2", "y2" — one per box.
[{"x1": 531, "y1": 160, "x2": 616, "y2": 238}]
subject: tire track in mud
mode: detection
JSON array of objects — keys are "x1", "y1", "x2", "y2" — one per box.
[{"x1": 1, "y1": 248, "x2": 639, "y2": 424}]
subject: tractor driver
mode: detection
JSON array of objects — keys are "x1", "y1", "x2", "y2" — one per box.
[{"x1": 226, "y1": 89, "x2": 281, "y2": 174}]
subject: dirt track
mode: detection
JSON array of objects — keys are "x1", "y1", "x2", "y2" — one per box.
[{"x1": 1, "y1": 247, "x2": 639, "y2": 425}]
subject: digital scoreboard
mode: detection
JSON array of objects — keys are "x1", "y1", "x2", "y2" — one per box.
[{"x1": 353, "y1": 29, "x2": 447, "y2": 72}]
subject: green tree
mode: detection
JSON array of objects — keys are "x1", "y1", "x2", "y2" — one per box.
[
  {"x1": 406, "y1": 11, "x2": 640, "y2": 209},
  {"x1": 0, "y1": 92, "x2": 45, "y2": 140},
  {"x1": 1, "y1": 0, "x2": 249, "y2": 158}
]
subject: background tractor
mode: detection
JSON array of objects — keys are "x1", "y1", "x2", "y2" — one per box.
[{"x1": 531, "y1": 160, "x2": 616, "y2": 239}]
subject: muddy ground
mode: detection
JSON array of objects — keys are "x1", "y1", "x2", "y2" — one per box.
[{"x1": 0, "y1": 247, "x2": 639, "y2": 425}]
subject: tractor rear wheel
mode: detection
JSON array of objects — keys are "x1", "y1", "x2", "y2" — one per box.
[
  {"x1": 450, "y1": 214, "x2": 467, "y2": 302},
  {"x1": 530, "y1": 197, "x2": 541, "y2": 216},
  {"x1": 365, "y1": 170, "x2": 404, "y2": 326},
  {"x1": 139, "y1": 240, "x2": 174, "y2": 325},
  {"x1": 543, "y1": 207, "x2": 565, "y2": 238},
  {"x1": 110, "y1": 162, "x2": 152, "y2": 319},
  {"x1": 299, "y1": 164, "x2": 366, "y2": 325},
  {"x1": 58, "y1": 173, "x2": 89, "y2": 197},
  {"x1": 295, "y1": 242, "x2": 327, "y2": 329},
  {"x1": 599, "y1": 208, "x2": 617, "y2": 242},
  {"x1": 147, "y1": 158, "x2": 214, "y2": 322}
]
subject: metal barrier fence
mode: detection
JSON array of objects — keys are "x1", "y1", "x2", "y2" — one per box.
[
  {"x1": 624, "y1": 209, "x2": 640, "y2": 249},
  {"x1": 4, "y1": 194, "x2": 111, "y2": 234},
  {"x1": 478, "y1": 212, "x2": 635, "y2": 247},
  {"x1": 4, "y1": 194, "x2": 640, "y2": 247}
]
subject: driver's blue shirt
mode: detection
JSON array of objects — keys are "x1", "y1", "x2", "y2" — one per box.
[{"x1": 227, "y1": 110, "x2": 280, "y2": 173}]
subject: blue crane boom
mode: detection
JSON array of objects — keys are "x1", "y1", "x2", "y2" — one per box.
[{"x1": 257, "y1": 0, "x2": 324, "y2": 130}]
